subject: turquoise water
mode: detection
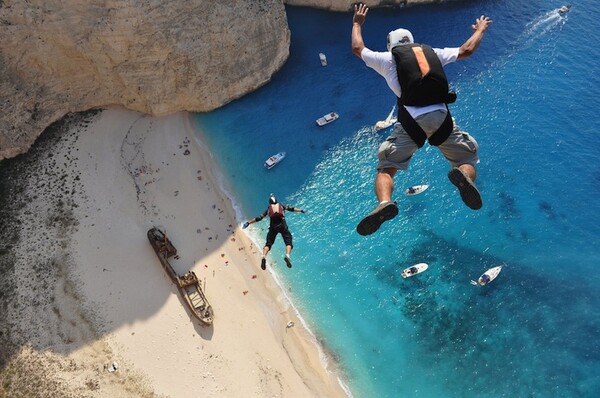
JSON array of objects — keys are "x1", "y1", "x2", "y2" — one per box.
[{"x1": 195, "y1": 1, "x2": 600, "y2": 396}]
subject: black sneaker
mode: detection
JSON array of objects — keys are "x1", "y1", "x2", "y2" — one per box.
[
  {"x1": 356, "y1": 201, "x2": 399, "y2": 236},
  {"x1": 261, "y1": 257, "x2": 266, "y2": 270},
  {"x1": 447, "y1": 168, "x2": 482, "y2": 210},
  {"x1": 284, "y1": 255, "x2": 292, "y2": 268}
]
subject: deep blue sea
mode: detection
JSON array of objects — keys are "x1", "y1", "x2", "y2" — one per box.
[{"x1": 195, "y1": 1, "x2": 600, "y2": 396}]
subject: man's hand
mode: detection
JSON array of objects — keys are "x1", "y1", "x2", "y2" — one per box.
[
  {"x1": 353, "y1": 3, "x2": 368, "y2": 26},
  {"x1": 352, "y1": 3, "x2": 368, "y2": 58},
  {"x1": 472, "y1": 15, "x2": 493, "y2": 33},
  {"x1": 242, "y1": 222, "x2": 249, "y2": 229},
  {"x1": 458, "y1": 14, "x2": 493, "y2": 60}
]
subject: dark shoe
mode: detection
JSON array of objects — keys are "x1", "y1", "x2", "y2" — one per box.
[
  {"x1": 284, "y1": 255, "x2": 292, "y2": 268},
  {"x1": 448, "y1": 168, "x2": 482, "y2": 210},
  {"x1": 261, "y1": 258, "x2": 266, "y2": 270},
  {"x1": 356, "y1": 201, "x2": 399, "y2": 236}
]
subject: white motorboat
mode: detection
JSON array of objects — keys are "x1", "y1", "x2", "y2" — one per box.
[
  {"x1": 264, "y1": 151, "x2": 286, "y2": 169},
  {"x1": 374, "y1": 104, "x2": 397, "y2": 131},
  {"x1": 401, "y1": 263, "x2": 429, "y2": 278},
  {"x1": 319, "y1": 52, "x2": 327, "y2": 66},
  {"x1": 405, "y1": 184, "x2": 429, "y2": 196},
  {"x1": 558, "y1": 5, "x2": 571, "y2": 14},
  {"x1": 316, "y1": 112, "x2": 339, "y2": 126},
  {"x1": 471, "y1": 265, "x2": 503, "y2": 286}
]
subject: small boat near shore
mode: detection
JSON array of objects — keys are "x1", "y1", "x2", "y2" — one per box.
[
  {"x1": 471, "y1": 265, "x2": 503, "y2": 286},
  {"x1": 401, "y1": 263, "x2": 429, "y2": 278},
  {"x1": 319, "y1": 52, "x2": 327, "y2": 66},
  {"x1": 265, "y1": 151, "x2": 286, "y2": 169},
  {"x1": 147, "y1": 227, "x2": 214, "y2": 325},
  {"x1": 316, "y1": 112, "x2": 339, "y2": 126}
]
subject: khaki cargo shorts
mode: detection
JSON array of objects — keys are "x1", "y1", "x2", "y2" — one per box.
[{"x1": 377, "y1": 109, "x2": 479, "y2": 171}]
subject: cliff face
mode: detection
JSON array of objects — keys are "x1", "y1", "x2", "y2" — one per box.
[
  {"x1": 0, "y1": 0, "x2": 452, "y2": 160},
  {"x1": 0, "y1": 0, "x2": 290, "y2": 160}
]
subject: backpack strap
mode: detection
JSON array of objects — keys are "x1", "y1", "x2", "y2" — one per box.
[{"x1": 397, "y1": 104, "x2": 454, "y2": 147}]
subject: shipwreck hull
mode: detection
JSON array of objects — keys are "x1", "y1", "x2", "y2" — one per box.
[{"x1": 147, "y1": 227, "x2": 214, "y2": 325}]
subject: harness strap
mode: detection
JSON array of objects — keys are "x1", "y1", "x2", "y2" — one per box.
[{"x1": 397, "y1": 105, "x2": 454, "y2": 147}]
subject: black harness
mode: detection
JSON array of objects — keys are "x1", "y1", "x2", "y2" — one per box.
[{"x1": 392, "y1": 44, "x2": 456, "y2": 147}]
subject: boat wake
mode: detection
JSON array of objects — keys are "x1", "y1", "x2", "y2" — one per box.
[
  {"x1": 524, "y1": 9, "x2": 566, "y2": 42},
  {"x1": 488, "y1": 7, "x2": 569, "y2": 66}
]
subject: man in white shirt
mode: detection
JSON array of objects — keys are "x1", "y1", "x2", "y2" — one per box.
[{"x1": 352, "y1": 3, "x2": 492, "y2": 236}]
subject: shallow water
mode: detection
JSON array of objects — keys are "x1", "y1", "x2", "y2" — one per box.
[{"x1": 195, "y1": 1, "x2": 600, "y2": 396}]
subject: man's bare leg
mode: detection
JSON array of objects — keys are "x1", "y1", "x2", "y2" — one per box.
[
  {"x1": 375, "y1": 168, "x2": 397, "y2": 203},
  {"x1": 458, "y1": 164, "x2": 477, "y2": 181}
]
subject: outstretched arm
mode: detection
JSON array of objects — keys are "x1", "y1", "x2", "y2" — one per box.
[
  {"x1": 285, "y1": 206, "x2": 306, "y2": 214},
  {"x1": 351, "y1": 3, "x2": 369, "y2": 59},
  {"x1": 457, "y1": 15, "x2": 493, "y2": 60},
  {"x1": 242, "y1": 210, "x2": 267, "y2": 228}
]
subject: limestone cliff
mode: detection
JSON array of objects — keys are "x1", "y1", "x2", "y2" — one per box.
[
  {"x1": 0, "y1": 0, "x2": 457, "y2": 160},
  {"x1": 0, "y1": 0, "x2": 290, "y2": 159}
]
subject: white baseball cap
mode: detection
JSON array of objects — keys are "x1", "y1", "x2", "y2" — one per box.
[{"x1": 387, "y1": 28, "x2": 414, "y2": 51}]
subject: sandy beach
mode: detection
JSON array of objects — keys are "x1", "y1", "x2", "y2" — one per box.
[{"x1": 0, "y1": 108, "x2": 348, "y2": 397}]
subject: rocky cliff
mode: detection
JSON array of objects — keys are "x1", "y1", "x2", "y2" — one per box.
[
  {"x1": 0, "y1": 0, "x2": 290, "y2": 159},
  {"x1": 0, "y1": 0, "x2": 454, "y2": 160}
]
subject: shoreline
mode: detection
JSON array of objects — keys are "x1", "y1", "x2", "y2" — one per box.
[
  {"x1": 188, "y1": 114, "x2": 351, "y2": 394},
  {"x1": 0, "y1": 107, "x2": 349, "y2": 397},
  {"x1": 190, "y1": 111, "x2": 351, "y2": 396}
]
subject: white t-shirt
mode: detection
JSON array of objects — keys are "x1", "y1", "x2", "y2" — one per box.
[{"x1": 361, "y1": 46, "x2": 459, "y2": 118}]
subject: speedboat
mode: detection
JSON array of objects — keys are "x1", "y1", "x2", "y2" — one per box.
[
  {"x1": 316, "y1": 112, "x2": 339, "y2": 126},
  {"x1": 471, "y1": 265, "x2": 503, "y2": 286},
  {"x1": 401, "y1": 263, "x2": 429, "y2": 278},
  {"x1": 558, "y1": 5, "x2": 571, "y2": 14},
  {"x1": 264, "y1": 151, "x2": 286, "y2": 169},
  {"x1": 319, "y1": 52, "x2": 327, "y2": 66},
  {"x1": 405, "y1": 184, "x2": 429, "y2": 196}
]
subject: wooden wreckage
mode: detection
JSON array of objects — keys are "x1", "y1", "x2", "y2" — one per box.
[{"x1": 147, "y1": 227, "x2": 214, "y2": 325}]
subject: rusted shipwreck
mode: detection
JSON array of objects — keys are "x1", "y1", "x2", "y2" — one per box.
[{"x1": 147, "y1": 227, "x2": 214, "y2": 326}]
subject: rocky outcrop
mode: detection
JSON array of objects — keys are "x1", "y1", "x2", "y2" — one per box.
[
  {"x1": 0, "y1": 0, "x2": 290, "y2": 160},
  {"x1": 0, "y1": 0, "x2": 456, "y2": 160}
]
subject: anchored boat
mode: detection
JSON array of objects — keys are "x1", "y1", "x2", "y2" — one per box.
[
  {"x1": 319, "y1": 52, "x2": 327, "y2": 66},
  {"x1": 264, "y1": 151, "x2": 286, "y2": 169},
  {"x1": 316, "y1": 112, "x2": 339, "y2": 126},
  {"x1": 401, "y1": 263, "x2": 429, "y2": 278},
  {"x1": 405, "y1": 184, "x2": 429, "y2": 196},
  {"x1": 147, "y1": 227, "x2": 214, "y2": 325},
  {"x1": 374, "y1": 104, "x2": 397, "y2": 131},
  {"x1": 471, "y1": 265, "x2": 503, "y2": 286}
]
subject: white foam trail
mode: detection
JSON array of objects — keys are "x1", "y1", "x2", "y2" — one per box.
[
  {"x1": 523, "y1": 9, "x2": 565, "y2": 44},
  {"x1": 469, "y1": 8, "x2": 568, "y2": 80}
]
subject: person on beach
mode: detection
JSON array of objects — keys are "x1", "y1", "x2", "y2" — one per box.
[
  {"x1": 242, "y1": 194, "x2": 306, "y2": 270},
  {"x1": 351, "y1": 3, "x2": 493, "y2": 236}
]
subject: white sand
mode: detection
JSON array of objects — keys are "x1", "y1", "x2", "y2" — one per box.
[{"x1": 63, "y1": 107, "x2": 349, "y2": 397}]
